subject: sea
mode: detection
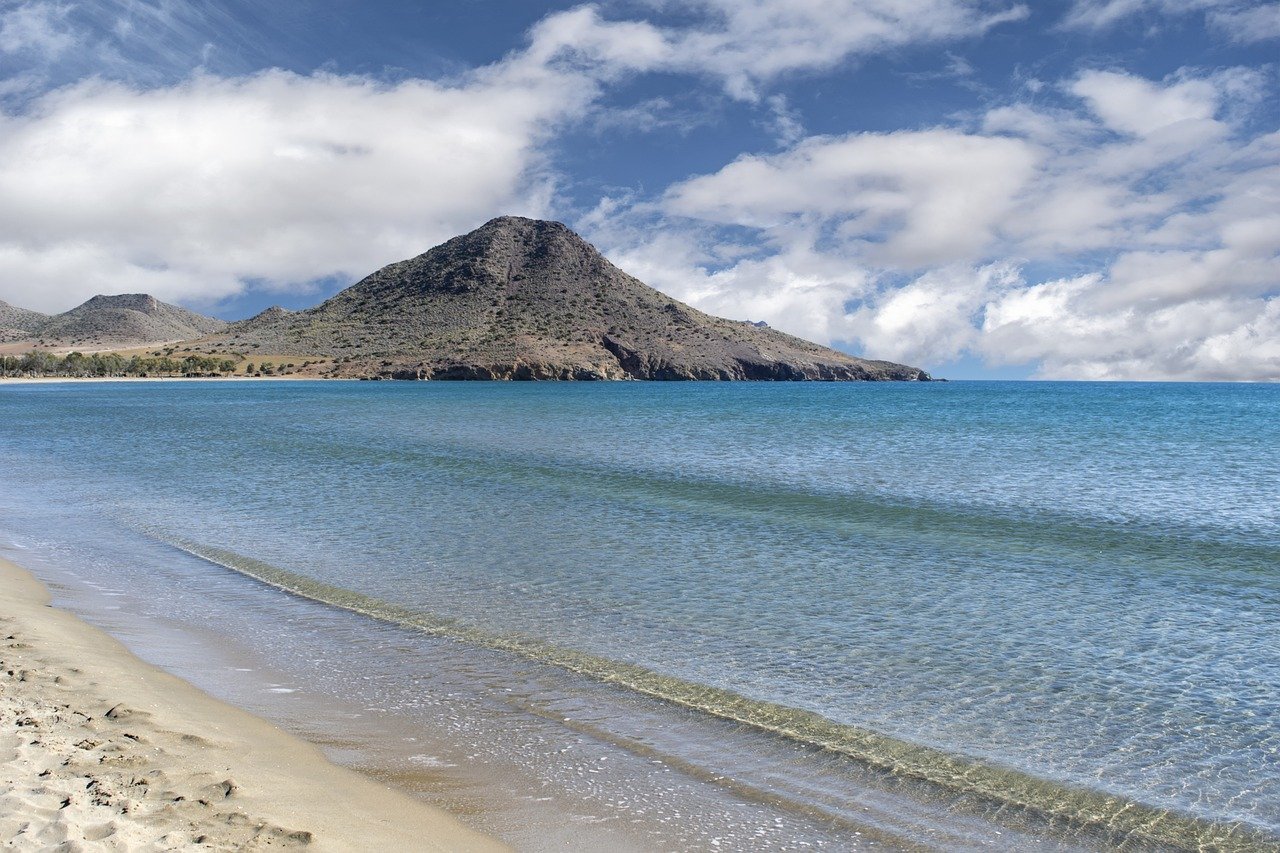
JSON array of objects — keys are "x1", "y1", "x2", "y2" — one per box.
[{"x1": 0, "y1": 380, "x2": 1276, "y2": 851}]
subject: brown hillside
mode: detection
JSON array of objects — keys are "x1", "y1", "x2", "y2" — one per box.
[
  {"x1": 35, "y1": 294, "x2": 227, "y2": 349},
  {"x1": 0, "y1": 300, "x2": 49, "y2": 344},
  {"x1": 210, "y1": 217, "x2": 929, "y2": 381}
]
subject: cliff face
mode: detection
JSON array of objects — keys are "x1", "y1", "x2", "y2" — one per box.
[
  {"x1": 32, "y1": 294, "x2": 227, "y2": 348},
  {"x1": 216, "y1": 217, "x2": 929, "y2": 381}
]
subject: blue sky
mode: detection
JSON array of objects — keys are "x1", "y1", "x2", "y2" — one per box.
[{"x1": 0, "y1": 0, "x2": 1276, "y2": 379}]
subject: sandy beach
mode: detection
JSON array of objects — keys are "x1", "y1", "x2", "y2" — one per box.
[{"x1": 0, "y1": 556, "x2": 506, "y2": 852}]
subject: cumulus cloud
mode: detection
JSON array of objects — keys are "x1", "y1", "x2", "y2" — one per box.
[
  {"x1": 1070, "y1": 70, "x2": 1221, "y2": 136},
  {"x1": 664, "y1": 130, "x2": 1039, "y2": 265},
  {"x1": 980, "y1": 276, "x2": 1280, "y2": 380},
  {"x1": 592, "y1": 66, "x2": 1280, "y2": 380},
  {"x1": 0, "y1": 0, "x2": 1042, "y2": 316},
  {"x1": 847, "y1": 264, "x2": 1021, "y2": 364},
  {"x1": 529, "y1": 0, "x2": 1029, "y2": 99},
  {"x1": 0, "y1": 55, "x2": 597, "y2": 312},
  {"x1": 0, "y1": 1, "x2": 1273, "y2": 380}
]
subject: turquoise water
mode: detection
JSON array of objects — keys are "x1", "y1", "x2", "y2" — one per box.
[{"x1": 1, "y1": 380, "x2": 1277, "y2": 848}]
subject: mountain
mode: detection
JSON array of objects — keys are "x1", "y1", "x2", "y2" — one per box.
[
  {"x1": 0, "y1": 300, "x2": 49, "y2": 343},
  {"x1": 230, "y1": 305, "x2": 293, "y2": 332},
  {"x1": 215, "y1": 217, "x2": 929, "y2": 381},
  {"x1": 34, "y1": 294, "x2": 227, "y2": 349}
]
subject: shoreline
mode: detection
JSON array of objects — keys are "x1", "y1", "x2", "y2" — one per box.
[
  {"x1": 0, "y1": 375, "x2": 322, "y2": 383},
  {"x1": 0, "y1": 556, "x2": 506, "y2": 852}
]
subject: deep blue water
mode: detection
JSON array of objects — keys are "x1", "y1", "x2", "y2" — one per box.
[{"x1": 1, "y1": 380, "x2": 1277, "y2": 846}]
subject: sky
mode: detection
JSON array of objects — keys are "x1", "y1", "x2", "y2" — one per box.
[{"x1": 0, "y1": 1, "x2": 1276, "y2": 379}]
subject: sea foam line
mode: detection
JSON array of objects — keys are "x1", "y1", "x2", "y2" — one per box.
[{"x1": 166, "y1": 535, "x2": 1275, "y2": 852}]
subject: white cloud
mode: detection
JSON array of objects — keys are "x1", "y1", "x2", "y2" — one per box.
[
  {"x1": 847, "y1": 264, "x2": 1020, "y2": 364},
  {"x1": 524, "y1": 5, "x2": 673, "y2": 75},
  {"x1": 982, "y1": 281, "x2": 1280, "y2": 380},
  {"x1": 0, "y1": 1, "x2": 73, "y2": 56},
  {"x1": 1061, "y1": 0, "x2": 1171, "y2": 29},
  {"x1": 0, "y1": 0, "x2": 1045, "y2": 316},
  {"x1": 663, "y1": 0, "x2": 1029, "y2": 98},
  {"x1": 593, "y1": 67, "x2": 1280, "y2": 380},
  {"x1": 1208, "y1": 3, "x2": 1280, "y2": 40},
  {"x1": 764, "y1": 94, "x2": 805, "y2": 146},
  {"x1": 0, "y1": 53, "x2": 598, "y2": 312},
  {"x1": 529, "y1": 0, "x2": 1028, "y2": 99},
  {"x1": 664, "y1": 130, "x2": 1040, "y2": 265},
  {"x1": 1070, "y1": 70, "x2": 1220, "y2": 136},
  {"x1": 1062, "y1": 0, "x2": 1280, "y2": 41}
]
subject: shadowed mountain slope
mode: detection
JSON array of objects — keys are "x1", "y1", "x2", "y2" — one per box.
[{"x1": 214, "y1": 217, "x2": 929, "y2": 381}]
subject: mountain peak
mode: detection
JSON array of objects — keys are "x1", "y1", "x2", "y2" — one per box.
[
  {"x1": 81, "y1": 293, "x2": 162, "y2": 315},
  {"x1": 36, "y1": 293, "x2": 227, "y2": 347},
  {"x1": 253, "y1": 305, "x2": 291, "y2": 321},
  {"x1": 477, "y1": 215, "x2": 571, "y2": 233},
  {"x1": 438, "y1": 216, "x2": 596, "y2": 267},
  {"x1": 212, "y1": 218, "x2": 929, "y2": 381}
]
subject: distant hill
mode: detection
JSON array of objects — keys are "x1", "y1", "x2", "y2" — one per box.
[
  {"x1": 212, "y1": 217, "x2": 929, "y2": 381},
  {"x1": 230, "y1": 305, "x2": 293, "y2": 333},
  {"x1": 0, "y1": 300, "x2": 49, "y2": 343},
  {"x1": 33, "y1": 294, "x2": 227, "y2": 349}
]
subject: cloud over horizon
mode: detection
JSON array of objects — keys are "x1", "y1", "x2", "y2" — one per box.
[
  {"x1": 591, "y1": 66, "x2": 1279, "y2": 380},
  {"x1": 0, "y1": 24, "x2": 609, "y2": 313},
  {"x1": 0, "y1": 0, "x2": 1275, "y2": 380}
]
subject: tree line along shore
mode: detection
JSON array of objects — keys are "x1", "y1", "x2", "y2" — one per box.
[{"x1": 0, "y1": 351, "x2": 308, "y2": 378}]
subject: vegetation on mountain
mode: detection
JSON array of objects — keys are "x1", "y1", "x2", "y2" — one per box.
[
  {"x1": 0, "y1": 300, "x2": 50, "y2": 343},
  {"x1": 23, "y1": 294, "x2": 227, "y2": 349},
  {"x1": 210, "y1": 217, "x2": 929, "y2": 381},
  {"x1": 1, "y1": 218, "x2": 929, "y2": 381}
]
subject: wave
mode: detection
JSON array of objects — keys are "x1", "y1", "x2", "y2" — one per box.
[{"x1": 165, "y1": 535, "x2": 1277, "y2": 851}]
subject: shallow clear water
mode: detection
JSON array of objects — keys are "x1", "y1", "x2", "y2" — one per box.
[{"x1": 1, "y1": 380, "x2": 1277, "y2": 848}]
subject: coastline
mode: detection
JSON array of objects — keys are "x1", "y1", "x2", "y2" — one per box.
[
  {"x1": 0, "y1": 376, "x2": 321, "y2": 383},
  {"x1": 2, "y1": 380, "x2": 1276, "y2": 850},
  {"x1": 0, "y1": 556, "x2": 506, "y2": 852}
]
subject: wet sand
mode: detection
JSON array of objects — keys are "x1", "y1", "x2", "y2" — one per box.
[{"x1": 0, "y1": 556, "x2": 506, "y2": 852}]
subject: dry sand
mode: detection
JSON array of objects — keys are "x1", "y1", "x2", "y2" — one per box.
[{"x1": 0, "y1": 556, "x2": 507, "y2": 852}]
